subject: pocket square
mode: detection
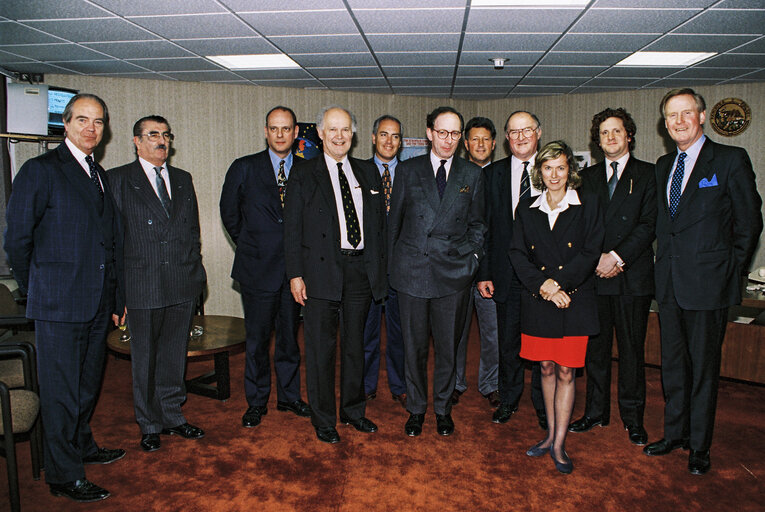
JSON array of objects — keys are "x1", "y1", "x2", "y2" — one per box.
[
  {"x1": 459, "y1": 185, "x2": 470, "y2": 193},
  {"x1": 699, "y1": 174, "x2": 718, "y2": 188},
  {"x1": 370, "y1": 189, "x2": 379, "y2": 194}
]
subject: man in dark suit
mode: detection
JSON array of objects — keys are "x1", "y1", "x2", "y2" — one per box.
[
  {"x1": 644, "y1": 89, "x2": 762, "y2": 475},
  {"x1": 108, "y1": 115, "x2": 207, "y2": 453},
  {"x1": 454, "y1": 116, "x2": 500, "y2": 408},
  {"x1": 284, "y1": 106, "x2": 387, "y2": 444},
  {"x1": 220, "y1": 106, "x2": 311, "y2": 429},
  {"x1": 389, "y1": 106, "x2": 485, "y2": 437},
  {"x1": 362, "y1": 114, "x2": 406, "y2": 408},
  {"x1": 570, "y1": 108, "x2": 656, "y2": 445},
  {"x1": 476, "y1": 111, "x2": 546, "y2": 427},
  {"x1": 5, "y1": 93, "x2": 125, "y2": 502}
]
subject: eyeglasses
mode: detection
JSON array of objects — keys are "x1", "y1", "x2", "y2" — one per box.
[
  {"x1": 507, "y1": 127, "x2": 538, "y2": 140},
  {"x1": 141, "y1": 131, "x2": 174, "y2": 142},
  {"x1": 434, "y1": 129, "x2": 462, "y2": 141}
]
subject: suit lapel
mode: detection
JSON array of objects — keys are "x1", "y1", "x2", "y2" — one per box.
[
  {"x1": 606, "y1": 160, "x2": 631, "y2": 222},
  {"x1": 496, "y1": 159, "x2": 514, "y2": 223},
  {"x1": 675, "y1": 139, "x2": 713, "y2": 218},
  {"x1": 437, "y1": 159, "x2": 465, "y2": 217},
  {"x1": 256, "y1": 152, "x2": 282, "y2": 209},
  {"x1": 167, "y1": 166, "x2": 184, "y2": 219},
  {"x1": 314, "y1": 158, "x2": 340, "y2": 238},
  {"x1": 127, "y1": 161, "x2": 170, "y2": 220},
  {"x1": 657, "y1": 155, "x2": 672, "y2": 217},
  {"x1": 416, "y1": 157, "x2": 442, "y2": 213},
  {"x1": 56, "y1": 144, "x2": 104, "y2": 229}
]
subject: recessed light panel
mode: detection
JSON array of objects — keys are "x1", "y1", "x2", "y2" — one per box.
[
  {"x1": 207, "y1": 54, "x2": 299, "y2": 70},
  {"x1": 616, "y1": 51, "x2": 716, "y2": 67}
]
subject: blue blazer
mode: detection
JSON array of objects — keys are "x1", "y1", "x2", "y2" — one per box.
[
  {"x1": 220, "y1": 150, "x2": 289, "y2": 292},
  {"x1": 4, "y1": 142, "x2": 123, "y2": 322}
]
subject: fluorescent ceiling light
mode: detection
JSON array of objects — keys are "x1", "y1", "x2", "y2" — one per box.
[
  {"x1": 472, "y1": 0, "x2": 589, "y2": 6},
  {"x1": 207, "y1": 54, "x2": 299, "y2": 70},
  {"x1": 616, "y1": 51, "x2": 716, "y2": 67}
]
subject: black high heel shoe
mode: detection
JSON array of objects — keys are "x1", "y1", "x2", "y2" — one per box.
[{"x1": 550, "y1": 445, "x2": 573, "y2": 474}]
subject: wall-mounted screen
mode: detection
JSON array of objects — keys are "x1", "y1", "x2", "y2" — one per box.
[{"x1": 48, "y1": 86, "x2": 78, "y2": 135}]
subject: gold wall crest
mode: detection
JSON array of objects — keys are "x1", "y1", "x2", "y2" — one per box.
[{"x1": 710, "y1": 97, "x2": 751, "y2": 137}]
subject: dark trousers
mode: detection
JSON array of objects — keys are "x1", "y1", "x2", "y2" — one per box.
[
  {"x1": 496, "y1": 284, "x2": 544, "y2": 412},
  {"x1": 658, "y1": 294, "x2": 727, "y2": 452},
  {"x1": 303, "y1": 254, "x2": 371, "y2": 428},
  {"x1": 128, "y1": 300, "x2": 196, "y2": 434},
  {"x1": 584, "y1": 294, "x2": 652, "y2": 426},
  {"x1": 363, "y1": 286, "x2": 405, "y2": 396},
  {"x1": 36, "y1": 272, "x2": 115, "y2": 484},
  {"x1": 398, "y1": 287, "x2": 471, "y2": 416},
  {"x1": 242, "y1": 278, "x2": 302, "y2": 407}
]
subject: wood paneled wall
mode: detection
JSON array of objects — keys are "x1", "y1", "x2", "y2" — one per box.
[{"x1": 11, "y1": 76, "x2": 765, "y2": 316}]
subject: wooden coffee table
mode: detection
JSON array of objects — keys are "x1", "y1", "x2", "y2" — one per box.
[{"x1": 107, "y1": 315, "x2": 245, "y2": 400}]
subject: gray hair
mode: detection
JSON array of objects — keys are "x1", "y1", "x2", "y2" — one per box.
[{"x1": 316, "y1": 105, "x2": 357, "y2": 133}]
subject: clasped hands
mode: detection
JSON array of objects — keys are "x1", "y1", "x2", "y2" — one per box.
[
  {"x1": 540, "y1": 278, "x2": 570, "y2": 309},
  {"x1": 595, "y1": 253, "x2": 623, "y2": 279}
]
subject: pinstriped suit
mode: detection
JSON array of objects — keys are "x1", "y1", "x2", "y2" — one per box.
[{"x1": 107, "y1": 160, "x2": 206, "y2": 434}]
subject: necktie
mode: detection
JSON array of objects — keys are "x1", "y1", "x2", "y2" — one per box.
[
  {"x1": 519, "y1": 161, "x2": 531, "y2": 203},
  {"x1": 337, "y1": 162, "x2": 361, "y2": 248},
  {"x1": 381, "y1": 163, "x2": 392, "y2": 214},
  {"x1": 608, "y1": 161, "x2": 619, "y2": 199},
  {"x1": 154, "y1": 166, "x2": 172, "y2": 217},
  {"x1": 84, "y1": 155, "x2": 104, "y2": 213},
  {"x1": 436, "y1": 159, "x2": 447, "y2": 199},
  {"x1": 668, "y1": 152, "x2": 687, "y2": 218},
  {"x1": 277, "y1": 160, "x2": 287, "y2": 208}
]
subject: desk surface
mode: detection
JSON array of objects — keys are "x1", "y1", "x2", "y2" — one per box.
[
  {"x1": 107, "y1": 315, "x2": 245, "y2": 357},
  {"x1": 742, "y1": 283, "x2": 765, "y2": 309}
]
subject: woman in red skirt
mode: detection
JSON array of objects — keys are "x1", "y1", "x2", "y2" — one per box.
[{"x1": 509, "y1": 141, "x2": 604, "y2": 474}]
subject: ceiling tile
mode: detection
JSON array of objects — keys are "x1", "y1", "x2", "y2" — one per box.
[
  {"x1": 269, "y1": 35, "x2": 368, "y2": 53},
  {"x1": 593, "y1": 0, "x2": 714, "y2": 6},
  {"x1": 572, "y1": 8, "x2": 696, "y2": 33},
  {"x1": 459, "y1": 52, "x2": 542, "y2": 66},
  {"x1": 462, "y1": 33, "x2": 559, "y2": 53},
  {"x1": 128, "y1": 14, "x2": 255, "y2": 39},
  {"x1": 650, "y1": 78, "x2": 722, "y2": 88},
  {"x1": 160, "y1": 70, "x2": 246, "y2": 81},
  {"x1": 644, "y1": 34, "x2": 759, "y2": 52},
  {"x1": 509, "y1": 85, "x2": 572, "y2": 95},
  {"x1": 466, "y1": 8, "x2": 582, "y2": 32},
  {"x1": 366, "y1": 34, "x2": 460, "y2": 53},
  {"x1": 599, "y1": 66, "x2": 684, "y2": 78},
  {"x1": 528, "y1": 65, "x2": 607, "y2": 77},
  {"x1": 92, "y1": 0, "x2": 226, "y2": 16},
  {"x1": 290, "y1": 53, "x2": 376, "y2": 67},
  {"x1": 670, "y1": 66, "x2": 758, "y2": 79},
  {"x1": 239, "y1": 10, "x2": 355, "y2": 36},
  {"x1": 377, "y1": 52, "x2": 457, "y2": 66},
  {"x1": 454, "y1": 77, "x2": 520, "y2": 86},
  {"x1": 696, "y1": 53, "x2": 765, "y2": 67},
  {"x1": 173, "y1": 37, "x2": 275, "y2": 56},
  {"x1": 354, "y1": 8, "x2": 464, "y2": 33},
  {"x1": 457, "y1": 65, "x2": 530, "y2": 76},
  {"x1": 92, "y1": 72, "x2": 171, "y2": 80},
  {"x1": 538, "y1": 52, "x2": 629, "y2": 66},
  {"x1": 583, "y1": 77, "x2": 658, "y2": 87},
  {"x1": 0, "y1": 62, "x2": 69, "y2": 73},
  {"x1": 84, "y1": 41, "x2": 194, "y2": 59},
  {"x1": 0, "y1": 43, "x2": 107, "y2": 61},
  {"x1": 222, "y1": 0, "x2": 346, "y2": 10},
  {"x1": 308, "y1": 67, "x2": 382, "y2": 79},
  {"x1": 347, "y1": 0, "x2": 465, "y2": 7},
  {"x1": 554, "y1": 33, "x2": 658, "y2": 52},
  {"x1": 520, "y1": 76, "x2": 589, "y2": 87},
  {"x1": 0, "y1": 21, "x2": 64, "y2": 44},
  {"x1": 394, "y1": 86, "x2": 453, "y2": 96},
  {"x1": 320, "y1": 77, "x2": 389, "y2": 87},
  {"x1": 1, "y1": 0, "x2": 112, "y2": 19},
  {"x1": 251, "y1": 78, "x2": 324, "y2": 88},
  {"x1": 713, "y1": 0, "x2": 765, "y2": 7},
  {"x1": 25, "y1": 18, "x2": 157, "y2": 42},
  {"x1": 389, "y1": 77, "x2": 453, "y2": 86},
  {"x1": 675, "y1": 9, "x2": 765, "y2": 34},
  {"x1": 51, "y1": 59, "x2": 149, "y2": 73},
  {"x1": 126, "y1": 57, "x2": 220, "y2": 72},
  {"x1": 728, "y1": 36, "x2": 765, "y2": 53},
  {"x1": 235, "y1": 68, "x2": 314, "y2": 80},
  {"x1": 385, "y1": 66, "x2": 454, "y2": 77}
]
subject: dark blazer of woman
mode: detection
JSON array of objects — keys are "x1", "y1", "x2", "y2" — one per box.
[{"x1": 508, "y1": 190, "x2": 604, "y2": 339}]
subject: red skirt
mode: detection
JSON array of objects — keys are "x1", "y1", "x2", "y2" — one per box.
[{"x1": 520, "y1": 334, "x2": 588, "y2": 368}]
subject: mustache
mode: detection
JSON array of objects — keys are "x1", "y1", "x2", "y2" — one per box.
[{"x1": 155, "y1": 144, "x2": 167, "y2": 150}]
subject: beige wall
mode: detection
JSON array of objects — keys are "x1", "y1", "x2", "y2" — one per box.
[{"x1": 11, "y1": 75, "x2": 765, "y2": 316}]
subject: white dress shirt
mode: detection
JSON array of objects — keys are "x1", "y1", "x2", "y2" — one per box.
[
  {"x1": 324, "y1": 153, "x2": 365, "y2": 250},
  {"x1": 139, "y1": 157, "x2": 172, "y2": 199},
  {"x1": 531, "y1": 188, "x2": 581, "y2": 230},
  {"x1": 511, "y1": 154, "x2": 542, "y2": 218}
]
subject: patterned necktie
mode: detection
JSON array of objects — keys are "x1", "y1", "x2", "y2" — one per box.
[
  {"x1": 154, "y1": 166, "x2": 172, "y2": 217},
  {"x1": 337, "y1": 162, "x2": 361, "y2": 248},
  {"x1": 381, "y1": 163, "x2": 392, "y2": 214},
  {"x1": 277, "y1": 160, "x2": 287, "y2": 208},
  {"x1": 519, "y1": 161, "x2": 531, "y2": 203},
  {"x1": 668, "y1": 152, "x2": 687, "y2": 218},
  {"x1": 84, "y1": 155, "x2": 104, "y2": 212},
  {"x1": 608, "y1": 161, "x2": 619, "y2": 199},
  {"x1": 436, "y1": 159, "x2": 447, "y2": 199}
]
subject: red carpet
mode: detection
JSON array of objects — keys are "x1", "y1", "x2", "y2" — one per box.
[{"x1": 2, "y1": 317, "x2": 764, "y2": 511}]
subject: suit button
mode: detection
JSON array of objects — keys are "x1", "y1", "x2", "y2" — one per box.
[
  {"x1": 540, "y1": 266, "x2": 545, "y2": 271},
  {"x1": 148, "y1": 219, "x2": 153, "y2": 225},
  {"x1": 617, "y1": 235, "x2": 622, "y2": 239},
  {"x1": 558, "y1": 265, "x2": 563, "y2": 270},
  {"x1": 278, "y1": 219, "x2": 283, "y2": 223},
  {"x1": 99, "y1": 264, "x2": 104, "y2": 270},
  {"x1": 567, "y1": 242, "x2": 572, "y2": 247}
]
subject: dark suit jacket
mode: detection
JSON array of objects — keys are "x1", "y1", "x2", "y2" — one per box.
[
  {"x1": 580, "y1": 157, "x2": 657, "y2": 297},
  {"x1": 388, "y1": 155, "x2": 486, "y2": 299},
  {"x1": 4, "y1": 142, "x2": 123, "y2": 322},
  {"x1": 475, "y1": 156, "x2": 519, "y2": 303},
  {"x1": 220, "y1": 150, "x2": 289, "y2": 292},
  {"x1": 655, "y1": 137, "x2": 762, "y2": 310},
  {"x1": 107, "y1": 160, "x2": 206, "y2": 310},
  {"x1": 284, "y1": 156, "x2": 387, "y2": 302},
  {"x1": 509, "y1": 190, "x2": 604, "y2": 338}
]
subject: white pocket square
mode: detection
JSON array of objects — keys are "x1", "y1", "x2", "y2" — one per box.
[{"x1": 370, "y1": 189, "x2": 380, "y2": 194}]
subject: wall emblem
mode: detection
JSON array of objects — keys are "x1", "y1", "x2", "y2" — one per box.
[{"x1": 710, "y1": 97, "x2": 751, "y2": 137}]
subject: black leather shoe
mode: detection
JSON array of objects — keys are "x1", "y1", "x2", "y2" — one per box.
[
  {"x1": 392, "y1": 393, "x2": 407, "y2": 409},
  {"x1": 689, "y1": 449, "x2": 711, "y2": 475},
  {"x1": 277, "y1": 399, "x2": 312, "y2": 417},
  {"x1": 568, "y1": 415, "x2": 609, "y2": 433},
  {"x1": 405, "y1": 413, "x2": 425, "y2": 437},
  {"x1": 450, "y1": 389, "x2": 463, "y2": 405},
  {"x1": 242, "y1": 406, "x2": 267, "y2": 427},
  {"x1": 340, "y1": 416, "x2": 378, "y2": 433},
  {"x1": 140, "y1": 434, "x2": 160, "y2": 452},
  {"x1": 643, "y1": 438, "x2": 689, "y2": 456},
  {"x1": 161, "y1": 422, "x2": 204, "y2": 439},
  {"x1": 436, "y1": 413, "x2": 455, "y2": 436},
  {"x1": 50, "y1": 479, "x2": 110, "y2": 502},
  {"x1": 483, "y1": 390, "x2": 501, "y2": 408},
  {"x1": 626, "y1": 424, "x2": 648, "y2": 445},
  {"x1": 315, "y1": 426, "x2": 340, "y2": 444},
  {"x1": 366, "y1": 390, "x2": 377, "y2": 400},
  {"x1": 537, "y1": 410, "x2": 549, "y2": 431},
  {"x1": 82, "y1": 447, "x2": 126, "y2": 465},
  {"x1": 492, "y1": 402, "x2": 518, "y2": 424}
]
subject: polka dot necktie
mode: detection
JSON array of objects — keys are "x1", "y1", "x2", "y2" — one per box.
[
  {"x1": 84, "y1": 155, "x2": 104, "y2": 213},
  {"x1": 381, "y1": 163, "x2": 392, "y2": 214},
  {"x1": 436, "y1": 159, "x2": 447, "y2": 199},
  {"x1": 337, "y1": 162, "x2": 361, "y2": 248},
  {"x1": 608, "y1": 161, "x2": 619, "y2": 199},
  {"x1": 277, "y1": 160, "x2": 287, "y2": 208},
  {"x1": 668, "y1": 152, "x2": 687, "y2": 218}
]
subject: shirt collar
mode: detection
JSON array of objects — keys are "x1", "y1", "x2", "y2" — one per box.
[
  {"x1": 324, "y1": 152, "x2": 350, "y2": 171},
  {"x1": 429, "y1": 151, "x2": 453, "y2": 171},
  {"x1": 605, "y1": 153, "x2": 630, "y2": 177},
  {"x1": 677, "y1": 134, "x2": 706, "y2": 160},
  {"x1": 138, "y1": 156, "x2": 165, "y2": 174},
  {"x1": 268, "y1": 148, "x2": 293, "y2": 171},
  {"x1": 531, "y1": 188, "x2": 581, "y2": 210},
  {"x1": 64, "y1": 137, "x2": 90, "y2": 165},
  {"x1": 374, "y1": 154, "x2": 398, "y2": 168}
]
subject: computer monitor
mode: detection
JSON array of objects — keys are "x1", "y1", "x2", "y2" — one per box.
[{"x1": 48, "y1": 86, "x2": 78, "y2": 135}]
